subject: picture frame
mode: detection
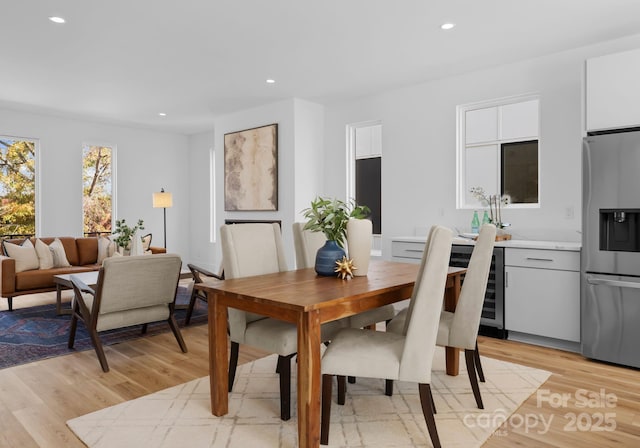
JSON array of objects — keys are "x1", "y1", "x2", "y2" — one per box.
[{"x1": 224, "y1": 123, "x2": 278, "y2": 211}]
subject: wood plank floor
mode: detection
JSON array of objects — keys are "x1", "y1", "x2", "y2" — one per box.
[{"x1": 1, "y1": 292, "x2": 639, "y2": 447}]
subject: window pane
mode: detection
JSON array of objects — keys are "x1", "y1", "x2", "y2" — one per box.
[
  {"x1": 356, "y1": 157, "x2": 381, "y2": 234},
  {"x1": 501, "y1": 140, "x2": 538, "y2": 203},
  {"x1": 83, "y1": 145, "x2": 113, "y2": 234},
  {"x1": 0, "y1": 137, "x2": 36, "y2": 236}
]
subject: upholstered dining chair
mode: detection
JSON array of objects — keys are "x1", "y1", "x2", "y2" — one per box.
[
  {"x1": 68, "y1": 254, "x2": 187, "y2": 372},
  {"x1": 221, "y1": 222, "x2": 343, "y2": 421},
  {"x1": 319, "y1": 225, "x2": 453, "y2": 447},
  {"x1": 387, "y1": 223, "x2": 496, "y2": 408},
  {"x1": 184, "y1": 263, "x2": 223, "y2": 325},
  {"x1": 292, "y1": 222, "x2": 396, "y2": 329}
]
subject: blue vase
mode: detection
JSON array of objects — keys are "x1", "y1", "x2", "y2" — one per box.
[{"x1": 315, "y1": 240, "x2": 346, "y2": 276}]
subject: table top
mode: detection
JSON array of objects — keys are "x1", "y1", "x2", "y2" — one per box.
[
  {"x1": 196, "y1": 260, "x2": 466, "y2": 318},
  {"x1": 53, "y1": 271, "x2": 99, "y2": 285}
]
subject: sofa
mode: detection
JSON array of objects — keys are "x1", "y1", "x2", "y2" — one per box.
[{"x1": 0, "y1": 236, "x2": 166, "y2": 311}]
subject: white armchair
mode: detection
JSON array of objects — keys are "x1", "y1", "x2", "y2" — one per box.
[
  {"x1": 319, "y1": 225, "x2": 453, "y2": 447},
  {"x1": 68, "y1": 254, "x2": 186, "y2": 372}
]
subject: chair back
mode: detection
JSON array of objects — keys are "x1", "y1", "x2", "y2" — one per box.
[
  {"x1": 93, "y1": 254, "x2": 182, "y2": 330},
  {"x1": 449, "y1": 224, "x2": 496, "y2": 349},
  {"x1": 292, "y1": 222, "x2": 327, "y2": 269},
  {"x1": 220, "y1": 223, "x2": 288, "y2": 342},
  {"x1": 398, "y1": 225, "x2": 453, "y2": 384}
]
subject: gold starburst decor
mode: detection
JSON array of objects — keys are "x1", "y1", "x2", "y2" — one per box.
[{"x1": 335, "y1": 256, "x2": 357, "y2": 279}]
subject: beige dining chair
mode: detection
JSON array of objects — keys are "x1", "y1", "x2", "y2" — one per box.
[
  {"x1": 292, "y1": 222, "x2": 396, "y2": 329},
  {"x1": 221, "y1": 222, "x2": 343, "y2": 421},
  {"x1": 68, "y1": 254, "x2": 187, "y2": 372},
  {"x1": 387, "y1": 223, "x2": 496, "y2": 408},
  {"x1": 319, "y1": 225, "x2": 453, "y2": 447}
]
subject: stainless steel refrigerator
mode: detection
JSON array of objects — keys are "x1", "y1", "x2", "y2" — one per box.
[{"x1": 582, "y1": 130, "x2": 640, "y2": 368}]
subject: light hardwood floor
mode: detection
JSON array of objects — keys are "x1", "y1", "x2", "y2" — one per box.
[{"x1": 1, "y1": 292, "x2": 639, "y2": 447}]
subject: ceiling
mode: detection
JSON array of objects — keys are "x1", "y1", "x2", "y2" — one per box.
[{"x1": 2, "y1": 1, "x2": 640, "y2": 135}]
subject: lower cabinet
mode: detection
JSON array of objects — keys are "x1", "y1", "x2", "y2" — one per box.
[{"x1": 504, "y1": 248, "x2": 580, "y2": 343}]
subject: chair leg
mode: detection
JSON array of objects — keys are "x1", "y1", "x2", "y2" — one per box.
[
  {"x1": 465, "y1": 349, "x2": 484, "y2": 409},
  {"x1": 347, "y1": 376, "x2": 356, "y2": 384},
  {"x1": 321, "y1": 374, "x2": 333, "y2": 445},
  {"x1": 167, "y1": 315, "x2": 188, "y2": 353},
  {"x1": 337, "y1": 375, "x2": 346, "y2": 405},
  {"x1": 277, "y1": 354, "x2": 294, "y2": 421},
  {"x1": 184, "y1": 292, "x2": 198, "y2": 326},
  {"x1": 141, "y1": 323, "x2": 148, "y2": 334},
  {"x1": 228, "y1": 341, "x2": 240, "y2": 392},
  {"x1": 429, "y1": 384, "x2": 437, "y2": 414},
  {"x1": 418, "y1": 384, "x2": 441, "y2": 448},
  {"x1": 474, "y1": 341, "x2": 485, "y2": 383},
  {"x1": 385, "y1": 379, "x2": 394, "y2": 396},
  {"x1": 68, "y1": 312, "x2": 78, "y2": 348},
  {"x1": 87, "y1": 327, "x2": 109, "y2": 372}
]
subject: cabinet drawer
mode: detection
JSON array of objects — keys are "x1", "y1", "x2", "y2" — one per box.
[
  {"x1": 391, "y1": 241, "x2": 426, "y2": 260},
  {"x1": 505, "y1": 248, "x2": 579, "y2": 271}
]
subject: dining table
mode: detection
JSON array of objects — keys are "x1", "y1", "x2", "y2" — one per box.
[{"x1": 196, "y1": 259, "x2": 466, "y2": 448}]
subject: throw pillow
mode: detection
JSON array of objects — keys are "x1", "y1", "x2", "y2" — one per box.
[
  {"x1": 3, "y1": 239, "x2": 40, "y2": 272},
  {"x1": 97, "y1": 236, "x2": 116, "y2": 264},
  {"x1": 34, "y1": 238, "x2": 54, "y2": 269},
  {"x1": 49, "y1": 238, "x2": 72, "y2": 267},
  {"x1": 141, "y1": 233, "x2": 152, "y2": 251}
]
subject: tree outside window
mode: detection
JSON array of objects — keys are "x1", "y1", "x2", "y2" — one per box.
[
  {"x1": 83, "y1": 145, "x2": 113, "y2": 235},
  {"x1": 0, "y1": 137, "x2": 36, "y2": 237}
]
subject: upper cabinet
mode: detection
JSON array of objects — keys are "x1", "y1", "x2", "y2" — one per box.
[{"x1": 586, "y1": 48, "x2": 640, "y2": 132}]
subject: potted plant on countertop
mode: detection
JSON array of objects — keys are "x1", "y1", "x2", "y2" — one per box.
[{"x1": 302, "y1": 197, "x2": 370, "y2": 276}]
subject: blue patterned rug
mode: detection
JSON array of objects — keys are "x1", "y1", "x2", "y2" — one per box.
[{"x1": 0, "y1": 288, "x2": 207, "y2": 369}]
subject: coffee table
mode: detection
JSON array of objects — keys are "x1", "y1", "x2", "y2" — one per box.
[{"x1": 53, "y1": 271, "x2": 99, "y2": 315}]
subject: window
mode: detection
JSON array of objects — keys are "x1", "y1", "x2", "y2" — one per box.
[
  {"x1": 0, "y1": 136, "x2": 37, "y2": 237},
  {"x1": 347, "y1": 122, "x2": 382, "y2": 249},
  {"x1": 457, "y1": 95, "x2": 539, "y2": 208},
  {"x1": 82, "y1": 144, "x2": 114, "y2": 235}
]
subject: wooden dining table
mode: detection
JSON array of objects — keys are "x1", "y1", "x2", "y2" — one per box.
[{"x1": 196, "y1": 259, "x2": 466, "y2": 448}]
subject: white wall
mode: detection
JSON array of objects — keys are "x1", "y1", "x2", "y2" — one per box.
[
  {"x1": 0, "y1": 108, "x2": 190, "y2": 256},
  {"x1": 186, "y1": 98, "x2": 326, "y2": 272},
  {"x1": 323, "y1": 34, "x2": 640, "y2": 258}
]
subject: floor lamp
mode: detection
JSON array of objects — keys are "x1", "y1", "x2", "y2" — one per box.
[{"x1": 152, "y1": 188, "x2": 173, "y2": 248}]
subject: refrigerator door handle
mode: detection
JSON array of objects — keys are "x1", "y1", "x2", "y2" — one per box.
[{"x1": 586, "y1": 275, "x2": 640, "y2": 289}]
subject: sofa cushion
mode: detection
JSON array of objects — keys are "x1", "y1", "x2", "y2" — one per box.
[
  {"x1": 3, "y1": 240, "x2": 39, "y2": 273},
  {"x1": 34, "y1": 238, "x2": 54, "y2": 269},
  {"x1": 97, "y1": 236, "x2": 116, "y2": 264},
  {"x1": 15, "y1": 265, "x2": 99, "y2": 291},
  {"x1": 49, "y1": 238, "x2": 72, "y2": 268},
  {"x1": 76, "y1": 237, "x2": 99, "y2": 265}
]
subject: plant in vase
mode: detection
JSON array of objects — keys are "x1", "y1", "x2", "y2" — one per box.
[
  {"x1": 113, "y1": 218, "x2": 145, "y2": 254},
  {"x1": 302, "y1": 197, "x2": 370, "y2": 276},
  {"x1": 469, "y1": 187, "x2": 511, "y2": 230}
]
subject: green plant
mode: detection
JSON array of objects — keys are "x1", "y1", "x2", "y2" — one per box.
[
  {"x1": 113, "y1": 218, "x2": 144, "y2": 249},
  {"x1": 302, "y1": 197, "x2": 370, "y2": 247}
]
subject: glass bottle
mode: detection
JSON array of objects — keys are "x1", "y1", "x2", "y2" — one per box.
[
  {"x1": 482, "y1": 210, "x2": 491, "y2": 225},
  {"x1": 471, "y1": 210, "x2": 480, "y2": 233}
]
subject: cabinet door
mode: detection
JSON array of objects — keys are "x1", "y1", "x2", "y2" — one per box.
[{"x1": 505, "y1": 266, "x2": 580, "y2": 342}]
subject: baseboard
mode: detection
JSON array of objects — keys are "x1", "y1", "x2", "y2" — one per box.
[{"x1": 507, "y1": 331, "x2": 580, "y2": 353}]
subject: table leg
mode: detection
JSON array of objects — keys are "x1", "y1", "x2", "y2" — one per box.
[
  {"x1": 297, "y1": 310, "x2": 322, "y2": 448},
  {"x1": 209, "y1": 293, "x2": 229, "y2": 416},
  {"x1": 444, "y1": 272, "x2": 463, "y2": 376},
  {"x1": 56, "y1": 284, "x2": 63, "y2": 316}
]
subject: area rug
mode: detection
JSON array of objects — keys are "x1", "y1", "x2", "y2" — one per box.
[
  {"x1": 67, "y1": 348, "x2": 551, "y2": 448},
  {"x1": 0, "y1": 287, "x2": 206, "y2": 369}
]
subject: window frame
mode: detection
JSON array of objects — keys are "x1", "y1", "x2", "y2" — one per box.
[{"x1": 456, "y1": 93, "x2": 540, "y2": 210}]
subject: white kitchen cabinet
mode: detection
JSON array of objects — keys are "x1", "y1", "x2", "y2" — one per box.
[
  {"x1": 505, "y1": 248, "x2": 580, "y2": 343},
  {"x1": 586, "y1": 48, "x2": 640, "y2": 131}
]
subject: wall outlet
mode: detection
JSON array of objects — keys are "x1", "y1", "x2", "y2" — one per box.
[{"x1": 565, "y1": 206, "x2": 574, "y2": 219}]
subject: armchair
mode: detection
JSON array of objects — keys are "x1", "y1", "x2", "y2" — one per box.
[{"x1": 68, "y1": 254, "x2": 187, "y2": 372}]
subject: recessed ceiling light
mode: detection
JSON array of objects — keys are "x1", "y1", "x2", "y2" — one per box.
[
  {"x1": 266, "y1": 79, "x2": 276, "y2": 84},
  {"x1": 441, "y1": 23, "x2": 455, "y2": 30},
  {"x1": 49, "y1": 16, "x2": 66, "y2": 24},
  {"x1": 158, "y1": 112, "x2": 167, "y2": 117}
]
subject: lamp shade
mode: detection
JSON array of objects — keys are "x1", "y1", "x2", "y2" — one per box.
[{"x1": 153, "y1": 190, "x2": 173, "y2": 208}]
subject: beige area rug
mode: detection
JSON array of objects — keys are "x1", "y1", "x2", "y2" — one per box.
[{"x1": 67, "y1": 347, "x2": 551, "y2": 447}]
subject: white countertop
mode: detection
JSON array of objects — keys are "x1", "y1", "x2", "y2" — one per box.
[{"x1": 392, "y1": 236, "x2": 581, "y2": 251}]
